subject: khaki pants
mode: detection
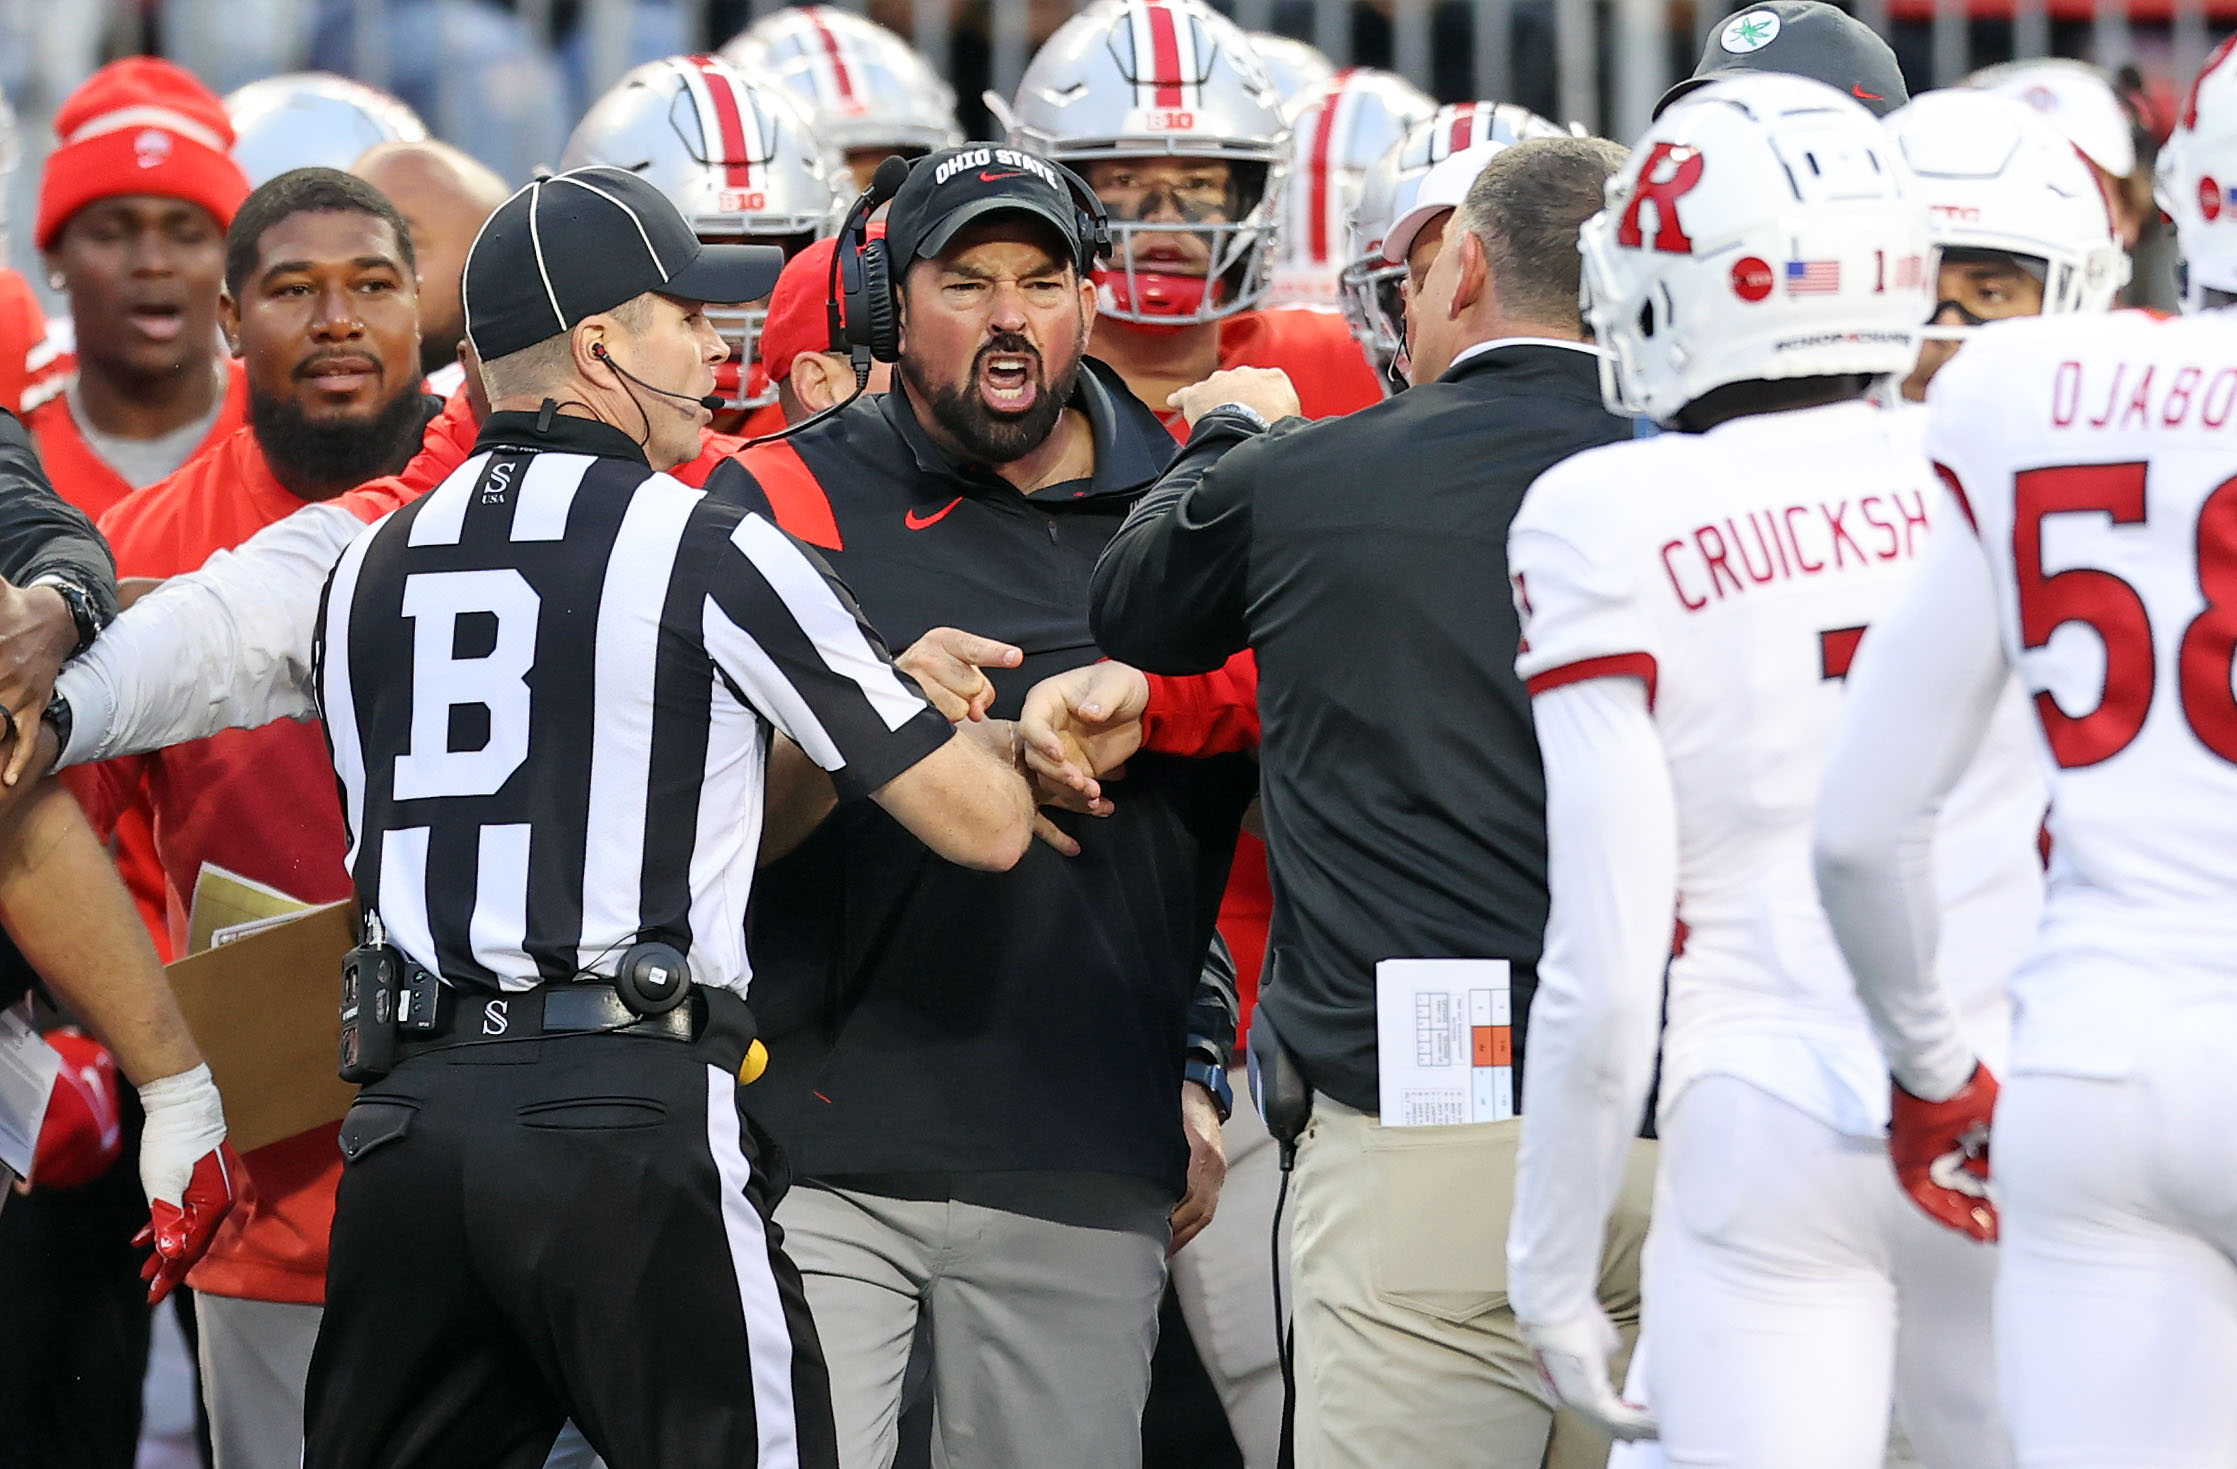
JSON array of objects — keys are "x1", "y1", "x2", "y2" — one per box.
[{"x1": 1291, "y1": 1096, "x2": 1655, "y2": 1469}]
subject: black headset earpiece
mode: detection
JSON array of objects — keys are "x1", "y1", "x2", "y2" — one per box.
[
  {"x1": 831, "y1": 154, "x2": 915, "y2": 373},
  {"x1": 858, "y1": 235, "x2": 901, "y2": 363},
  {"x1": 1050, "y1": 160, "x2": 1113, "y2": 272}
]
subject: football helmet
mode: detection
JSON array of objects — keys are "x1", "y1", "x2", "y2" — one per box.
[
  {"x1": 1887, "y1": 89, "x2": 2126, "y2": 336},
  {"x1": 1003, "y1": 0, "x2": 1291, "y2": 326},
  {"x1": 2157, "y1": 36, "x2": 2237, "y2": 312},
  {"x1": 1967, "y1": 58, "x2": 2138, "y2": 180},
  {"x1": 1581, "y1": 73, "x2": 1934, "y2": 423},
  {"x1": 224, "y1": 72, "x2": 427, "y2": 186},
  {"x1": 721, "y1": 7, "x2": 962, "y2": 162},
  {"x1": 562, "y1": 54, "x2": 847, "y2": 410},
  {"x1": 1341, "y1": 101, "x2": 1564, "y2": 383},
  {"x1": 1247, "y1": 32, "x2": 1338, "y2": 115},
  {"x1": 1269, "y1": 68, "x2": 1436, "y2": 308}
]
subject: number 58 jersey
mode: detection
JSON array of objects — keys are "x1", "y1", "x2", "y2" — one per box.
[
  {"x1": 1512, "y1": 399, "x2": 2038, "y2": 1135},
  {"x1": 1926, "y1": 312, "x2": 2237, "y2": 1013}
]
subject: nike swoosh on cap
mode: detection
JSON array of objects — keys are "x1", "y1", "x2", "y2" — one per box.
[
  {"x1": 979, "y1": 170, "x2": 1026, "y2": 183},
  {"x1": 905, "y1": 497, "x2": 964, "y2": 530},
  {"x1": 1853, "y1": 84, "x2": 1884, "y2": 100}
]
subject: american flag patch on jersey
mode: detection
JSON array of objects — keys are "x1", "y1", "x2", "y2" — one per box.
[{"x1": 1786, "y1": 260, "x2": 1841, "y2": 294}]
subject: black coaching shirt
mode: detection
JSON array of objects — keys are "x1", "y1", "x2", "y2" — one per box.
[
  {"x1": 314, "y1": 411, "x2": 952, "y2": 996},
  {"x1": 712, "y1": 361, "x2": 1255, "y2": 1195}
]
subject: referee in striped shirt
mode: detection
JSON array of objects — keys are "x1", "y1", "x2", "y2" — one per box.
[{"x1": 302, "y1": 168, "x2": 1038, "y2": 1468}]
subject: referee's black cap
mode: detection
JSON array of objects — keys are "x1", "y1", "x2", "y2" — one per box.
[
  {"x1": 1655, "y1": 2, "x2": 1907, "y2": 119},
  {"x1": 463, "y1": 166, "x2": 785, "y2": 360}
]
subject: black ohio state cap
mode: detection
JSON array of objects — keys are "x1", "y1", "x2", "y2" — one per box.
[
  {"x1": 463, "y1": 166, "x2": 784, "y2": 360},
  {"x1": 883, "y1": 144, "x2": 1107, "y2": 276}
]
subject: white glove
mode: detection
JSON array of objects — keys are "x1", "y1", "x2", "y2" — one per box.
[
  {"x1": 134, "y1": 1064, "x2": 239, "y2": 1303},
  {"x1": 137, "y1": 1062, "x2": 227, "y2": 1207},
  {"x1": 1522, "y1": 1308, "x2": 1658, "y2": 1442}
]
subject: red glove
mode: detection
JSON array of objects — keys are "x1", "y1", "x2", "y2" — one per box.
[
  {"x1": 131, "y1": 1063, "x2": 240, "y2": 1304},
  {"x1": 1890, "y1": 1063, "x2": 2000, "y2": 1243},
  {"x1": 31, "y1": 1029, "x2": 123, "y2": 1190}
]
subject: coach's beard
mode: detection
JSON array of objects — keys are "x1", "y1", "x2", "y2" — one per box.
[
  {"x1": 904, "y1": 332, "x2": 1082, "y2": 467},
  {"x1": 250, "y1": 385, "x2": 428, "y2": 501}
]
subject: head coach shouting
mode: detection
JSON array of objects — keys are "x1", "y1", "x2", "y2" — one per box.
[
  {"x1": 296, "y1": 164, "x2": 1038, "y2": 1469},
  {"x1": 716, "y1": 147, "x2": 1254, "y2": 1467}
]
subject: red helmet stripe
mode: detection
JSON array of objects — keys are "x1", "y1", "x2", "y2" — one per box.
[
  {"x1": 693, "y1": 57, "x2": 756, "y2": 189},
  {"x1": 1148, "y1": 3, "x2": 1186, "y2": 109},
  {"x1": 809, "y1": 9, "x2": 859, "y2": 103},
  {"x1": 1307, "y1": 76, "x2": 1348, "y2": 262},
  {"x1": 1448, "y1": 106, "x2": 1475, "y2": 155}
]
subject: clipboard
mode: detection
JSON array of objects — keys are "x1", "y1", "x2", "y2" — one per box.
[{"x1": 165, "y1": 901, "x2": 359, "y2": 1153}]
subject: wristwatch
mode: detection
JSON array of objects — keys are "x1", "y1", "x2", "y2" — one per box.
[
  {"x1": 31, "y1": 575, "x2": 105, "y2": 657},
  {"x1": 40, "y1": 689, "x2": 71, "y2": 760},
  {"x1": 1184, "y1": 1054, "x2": 1234, "y2": 1123},
  {"x1": 1211, "y1": 402, "x2": 1272, "y2": 434}
]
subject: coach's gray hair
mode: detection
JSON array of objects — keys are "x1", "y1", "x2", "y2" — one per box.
[
  {"x1": 479, "y1": 292, "x2": 659, "y2": 402},
  {"x1": 1452, "y1": 137, "x2": 1630, "y2": 332}
]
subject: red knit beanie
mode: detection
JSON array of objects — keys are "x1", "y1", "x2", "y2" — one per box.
[{"x1": 36, "y1": 57, "x2": 251, "y2": 251}]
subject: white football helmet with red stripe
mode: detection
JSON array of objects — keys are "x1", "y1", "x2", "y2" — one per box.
[
  {"x1": 1581, "y1": 74, "x2": 1934, "y2": 424},
  {"x1": 562, "y1": 54, "x2": 847, "y2": 410},
  {"x1": 1248, "y1": 33, "x2": 1339, "y2": 114},
  {"x1": 224, "y1": 73, "x2": 427, "y2": 186},
  {"x1": 2157, "y1": 36, "x2": 2237, "y2": 312},
  {"x1": 1887, "y1": 89, "x2": 2126, "y2": 334},
  {"x1": 1003, "y1": 0, "x2": 1291, "y2": 325},
  {"x1": 721, "y1": 7, "x2": 962, "y2": 162},
  {"x1": 1270, "y1": 68, "x2": 1436, "y2": 308},
  {"x1": 1341, "y1": 101, "x2": 1564, "y2": 383}
]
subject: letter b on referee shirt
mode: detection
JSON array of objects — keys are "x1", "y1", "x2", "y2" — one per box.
[{"x1": 393, "y1": 570, "x2": 541, "y2": 800}]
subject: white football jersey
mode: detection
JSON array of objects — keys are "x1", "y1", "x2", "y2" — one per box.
[
  {"x1": 1515, "y1": 399, "x2": 2038, "y2": 1133},
  {"x1": 1926, "y1": 310, "x2": 2237, "y2": 1072}
]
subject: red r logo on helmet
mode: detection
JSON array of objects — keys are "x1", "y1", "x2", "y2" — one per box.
[{"x1": 1617, "y1": 142, "x2": 1706, "y2": 254}]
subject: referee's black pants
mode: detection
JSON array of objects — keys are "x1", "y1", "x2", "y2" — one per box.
[{"x1": 302, "y1": 993, "x2": 837, "y2": 1469}]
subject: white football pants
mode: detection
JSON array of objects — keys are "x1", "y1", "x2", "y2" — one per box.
[
  {"x1": 1995, "y1": 1014, "x2": 2237, "y2": 1468},
  {"x1": 1636, "y1": 1075, "x2": 2007, "y2": 1469}
]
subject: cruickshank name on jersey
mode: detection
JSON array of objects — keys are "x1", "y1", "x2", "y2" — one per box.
[{"x1": 1659, "y1": 489, "x2": 1931, "y2": 612}]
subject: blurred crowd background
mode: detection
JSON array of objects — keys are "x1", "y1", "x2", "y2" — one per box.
[{"x1": 0, "y1": 0, "x2": 2221, "y2": 309}]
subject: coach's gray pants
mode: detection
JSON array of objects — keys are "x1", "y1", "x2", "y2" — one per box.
[
  {"x1": 778, "y1": 1175, "x2": 1172, "y2": 1469},
  {"x1": 196, "y1": 1295, "x2": 606, "y2": 1469}
]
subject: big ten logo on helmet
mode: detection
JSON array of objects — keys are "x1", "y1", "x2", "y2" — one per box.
[
  {"x1": 1123, "y1": 107, "x2": 1198, "y2": 132},
  {"x1": 1617, "y1": 143, "x2": 1704, "y2": 254},
  {"x1": 719, "y1": 190, "x2": 770, "y2": 212},
  {"x1": 933, "y1": 147, "x2": 1060, "y2": 190}
]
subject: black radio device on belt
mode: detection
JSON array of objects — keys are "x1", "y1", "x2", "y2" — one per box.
[{"x1": 339, "y1": 912, "x2": 438, "y2": 1084}]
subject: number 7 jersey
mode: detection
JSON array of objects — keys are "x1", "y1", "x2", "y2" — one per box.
[
  {"x1": 1512, "y1": 398, "x2": 2040, "y2": 1134},
  {"x1": 1926, "y1": 311, "x2": 2237, "y2": 1005}
]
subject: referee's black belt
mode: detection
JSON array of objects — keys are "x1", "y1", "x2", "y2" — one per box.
[{"x1": 397, "y1": 977, "x2": 699, "y2": 1060}]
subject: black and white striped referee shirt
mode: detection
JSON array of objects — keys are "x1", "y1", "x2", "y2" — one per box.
[{"x1": 314, "y1": 411, "x2": 952, "y2": 996}]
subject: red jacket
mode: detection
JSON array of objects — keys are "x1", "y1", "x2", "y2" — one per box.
[
  {"x1": 41, "y1": 360, "x2": 250, "y2": 958},
  {"x1": 27, "y1": 358, "x2": 248, "y2": 522},
  {"x1": 1149, "y1": 308, "x2": 1380, "y2": 1036},
  {"x1": 0, "y1": 270, "x2": 68, "y2": 419}
]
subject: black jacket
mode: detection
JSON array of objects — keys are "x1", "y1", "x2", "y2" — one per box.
[
  {"x1": 708, "y1": 361, "x2": 1252, "y2": 1197},
  {"x1": 1089, "y1": 343, "x2": 1631, "y2": 1114},
  {"x1": 0, "y1": 409, "x2": 119, "y2": 1010}
]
